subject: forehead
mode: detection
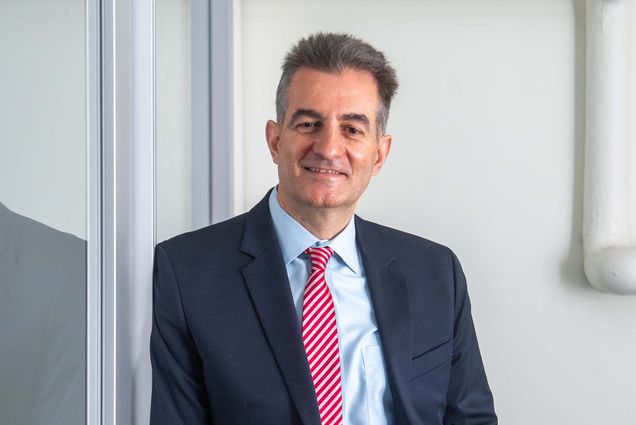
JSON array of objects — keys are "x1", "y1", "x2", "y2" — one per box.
[{"x1": 286, "y1": 67, "x2": 380, "y2": 117}]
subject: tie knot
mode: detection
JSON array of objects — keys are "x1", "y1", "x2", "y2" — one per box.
[{"x1": 305, "y1": 246, "x2": 334, "y2": 271}]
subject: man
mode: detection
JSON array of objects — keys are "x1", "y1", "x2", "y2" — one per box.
[{"x1": 151, "y1": 33, "x2": 497, "y2": 425}]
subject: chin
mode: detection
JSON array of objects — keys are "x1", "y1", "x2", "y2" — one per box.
[
  {"x1": 281, "y1": 185, "x2": 353, "y2": 212},
  {"x1": 303, "y1": 193, "x2": 350, "y2": 210}
]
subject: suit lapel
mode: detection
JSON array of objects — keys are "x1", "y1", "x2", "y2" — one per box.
[
  {"x1": 355, "y1": 216, "x2": 415, "y2": 424},
  {"x1": 240, "y1": 194, "x2": 321, "y2": 425}
]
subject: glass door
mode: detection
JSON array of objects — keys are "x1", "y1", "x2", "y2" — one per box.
[{"x1": 0, "y1": 0, "x2": 92, "y2": 424}]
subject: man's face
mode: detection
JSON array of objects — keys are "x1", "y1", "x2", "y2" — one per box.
[{"x1": 266, "y1": 67, "x2": 392, "y2": 218}]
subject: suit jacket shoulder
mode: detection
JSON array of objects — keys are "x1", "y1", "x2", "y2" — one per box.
[
  {"x1": 158, "y1": 211, "x2": 248, "y2": 262},
  {"x1": 354, "y1": 215, "x2": 458, "y2": 279}
]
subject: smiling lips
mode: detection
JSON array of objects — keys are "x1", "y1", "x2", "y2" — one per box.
[{"x1": 305, "y1": 167, "x2": 345, "y2": 176}]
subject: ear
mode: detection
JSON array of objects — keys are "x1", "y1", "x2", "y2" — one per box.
[
  {"x1": 265, "y1": 120, "x2": 281, "y2": 164},
  {"x1": 372, "y1": 134, "x2": 392, "y2": 176}
]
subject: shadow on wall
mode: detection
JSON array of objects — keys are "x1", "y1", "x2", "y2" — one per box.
[
  {"x1": 560, "y1": 0, "x2": 588, "y2": 291},
  {"x1": 0, "y1": 202, "x2": 85, "y2": 425}
]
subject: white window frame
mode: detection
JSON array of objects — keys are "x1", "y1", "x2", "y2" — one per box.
[{"x1": 98, "y1": 0, "x2": 156, "y2": 424}]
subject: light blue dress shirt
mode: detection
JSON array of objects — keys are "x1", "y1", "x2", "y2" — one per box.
[{"x1": 268, "y1": 188, "x2": 394, "y2": 425}]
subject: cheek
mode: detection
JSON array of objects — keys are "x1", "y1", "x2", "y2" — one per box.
[
  {"x1": 351, "y1": 149, "x2": 379, "y2": 172},
  {"x1": 277, "y1": 149, "x2": 302, "y2": 176},
  {"x1": 279, "y1": 139, "x2": 306, "y2": 161},
  {"x1": 275, "y1": 145, "x2": 293, "y2": 165}
]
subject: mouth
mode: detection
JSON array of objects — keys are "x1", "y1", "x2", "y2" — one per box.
[{"x1": 304, "y1": 167, "x2": 346, "y2": 176}]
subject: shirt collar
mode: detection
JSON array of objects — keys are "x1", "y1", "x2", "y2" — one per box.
[{"x1": 268, "y1": 187, "x2": 360, "y2": 274}]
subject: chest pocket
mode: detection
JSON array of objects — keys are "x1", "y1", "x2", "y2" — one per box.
[{"x1": 410, "y1": 338, "x2": 452, "y2": 380}]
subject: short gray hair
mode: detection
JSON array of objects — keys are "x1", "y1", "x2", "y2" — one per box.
[{"x1": 275, "y1": 32, "x2": 399, "y2": 134}]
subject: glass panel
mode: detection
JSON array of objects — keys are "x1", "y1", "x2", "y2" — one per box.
[
  {"x1": 0, "y1": 1, "x2": 87, "y2": 424},
  {"x1": 156, "y1": 0, "x2": 194, "y2": 243}
]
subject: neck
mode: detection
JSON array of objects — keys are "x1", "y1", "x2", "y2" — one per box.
[{"x1": 277, "y1": 193, "x2": 355, "y2": 240}]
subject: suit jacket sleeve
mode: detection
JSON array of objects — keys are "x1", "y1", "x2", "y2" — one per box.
[
  {"x1": 443, "y1": 250, "x2": 497, "y2": 425},
  {"x1": 150, "y1": 244, "x2": 212, "y2": 425}
]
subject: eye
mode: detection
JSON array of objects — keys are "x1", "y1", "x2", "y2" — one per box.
[
  {"x1": 296, "y1": 121, "x2": 322, "y2": 133},
  {"x1": 344, "y1": 126, "x2": 362, "y2": 136}
]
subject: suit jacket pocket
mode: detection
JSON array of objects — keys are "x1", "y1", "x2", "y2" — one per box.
[{"x1": 410, "y1": 338, "x2": 452, "y2": 380}]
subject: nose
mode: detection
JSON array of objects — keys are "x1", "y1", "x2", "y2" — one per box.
[{"x1": 311, "y1": 123, "x2": 343, "y2": 159}]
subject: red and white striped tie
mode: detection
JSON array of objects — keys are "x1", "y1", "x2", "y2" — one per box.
[{"x1": 302, "y1": 246, "x2": 343, "y2": 425}]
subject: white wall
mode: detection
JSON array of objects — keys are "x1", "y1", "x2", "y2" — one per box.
[
  {"x1": 156, "y1": 0, "x2": 192, "y2": 244},
  {"x1": 240, "y1": 1, "x2": 636, "y2": 424},
  {"x1": 0, "y1": 0, "x2": 86, "y2": 238}
]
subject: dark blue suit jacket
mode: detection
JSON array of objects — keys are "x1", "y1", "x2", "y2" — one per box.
[{"x1": 150, "y1": 192, "x2": 497, "y2": 424}]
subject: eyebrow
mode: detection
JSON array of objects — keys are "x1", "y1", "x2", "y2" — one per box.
[
  {"x1": 340, "y1": 113, "x2": 370, "y2": 130},
  {"x1": 289, "y1": 109, "x2": 324, "y2": 125},
  {"x1": 288, "y1": 109, "x2": 371, "y2": 131}
]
